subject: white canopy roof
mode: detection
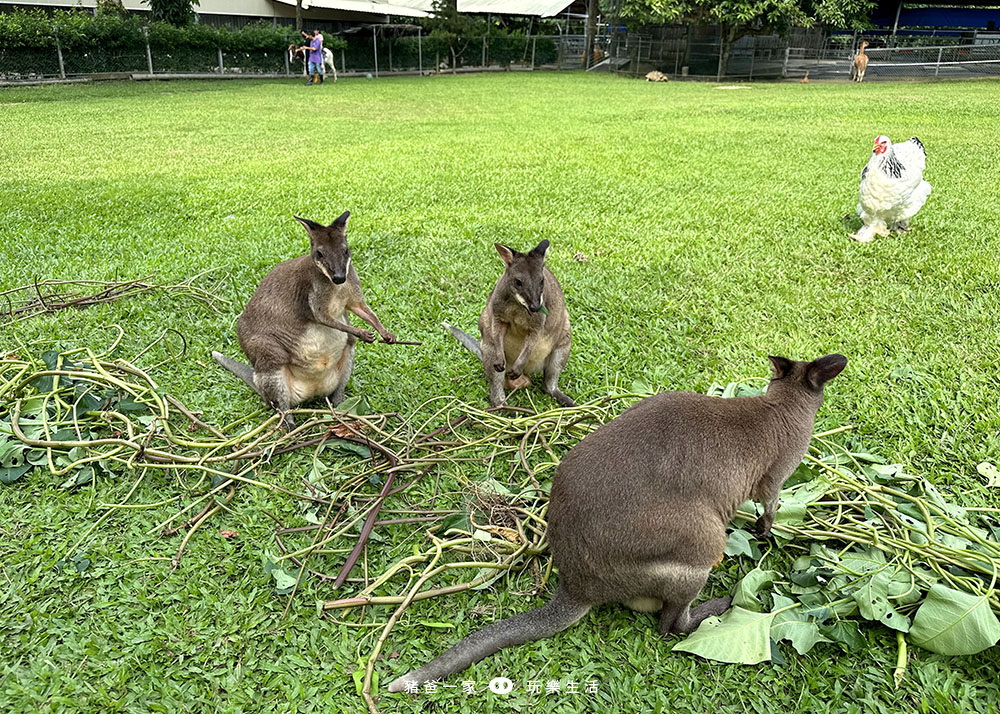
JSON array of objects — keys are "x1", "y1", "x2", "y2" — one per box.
[
  {"x1": 457, "y1": 0, "x2": 574, "y2": 16},
  {"x1": 275, "y1": 0, "x2": 433, "y2": 18}
]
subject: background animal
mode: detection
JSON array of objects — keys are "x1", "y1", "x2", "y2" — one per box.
[
  {"x1": 387, "y1": 354, "x2": 847, "y2": 692},
  {"x1": 851, "y1": 135, "x2": 931, "y2": 242},
  {"x1": 851, "y1": 41, "x2": 869, "y2": 82},
  {"x1": 288, "y1": 44, "x2": 337, "y2": 81},
  {"x1": 212, "y1": 212, "x2": 395, "y2": 428},
  {"x1": 444, "y1": 240, "x2": 574, "y2": 408}
]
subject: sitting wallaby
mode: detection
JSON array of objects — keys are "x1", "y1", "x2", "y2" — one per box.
[
  {"x1": 444, "y1": 240, "x2": 574, "y2": 407},
  {"x1": 387, "y1": 353, "x2": 846, "y2": 692},
  {"x1": 212, "y1": 212, "x2": 396, "y2": 429}
]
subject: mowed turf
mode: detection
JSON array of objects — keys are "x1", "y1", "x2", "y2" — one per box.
[{"x1": 1, "y1": 74, "x2": 999, "y2": 713}]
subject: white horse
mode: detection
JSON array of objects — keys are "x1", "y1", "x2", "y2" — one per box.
[{"x1": 288, "y1": 44, "x2": 337, "y2": 81}]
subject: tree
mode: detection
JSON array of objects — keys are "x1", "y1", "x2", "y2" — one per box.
[
  {"x1": 145, "y1": 0, "x2": 199, "y2": 26},
  {"x1": 422, "y1": 0, "x2": 485, "y2": 72},
  {"x1": 620, "y1": 0, "x2": 872, "y2": 77}
]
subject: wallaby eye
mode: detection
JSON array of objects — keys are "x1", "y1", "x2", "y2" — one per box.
[
  {"x1": 315, "y1": 250, "x2": 324, "y2": 260},
  {"x1": 515, "y1": 279, "x2": 523, "y2": 288},
  {"x1": 344, "y1": 249, "x2": 350, "y2": 257}
]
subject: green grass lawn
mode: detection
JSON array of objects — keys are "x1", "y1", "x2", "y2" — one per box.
[{"x1": 1, "y1": 73, "x2": 999, "y2": 713}]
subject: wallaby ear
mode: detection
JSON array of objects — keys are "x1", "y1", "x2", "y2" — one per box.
[
  {"x1": 495, "y1": 243, "x2": 515, "y2": 266},
  {"x1": 530, "y1": 239, "x2": 550, "y2": 261},
  {"x1": 330, "y1": 210, "x2": 350, "y2": 227},
  {"x1": 768, "y1": 356, "x2": 794, "y2": 379},
  {"x1": 806, "y1": 354, "x2": 847, "y2": 390},
  {"x1": 294, "y1": 216, "x2": 324, "y2": 233}
]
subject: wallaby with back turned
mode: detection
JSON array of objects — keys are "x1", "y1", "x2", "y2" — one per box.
[
  {"x1": 212, "y1": 212, "x2": 397, "y2": 428},
  {"x1": 388, "y1": 353, "x2": 847, "y2": 692},
  {"x1": 444, "y1": 240, "x2": 575, "y2": 407}
]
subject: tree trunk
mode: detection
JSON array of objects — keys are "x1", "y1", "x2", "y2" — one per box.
[
  {"x1": 718, "y1": 23, "x2": 737, "y2": 80},
  {"x1": 295, "y1": 0, "x2": 302, "y2": 33},
  {"x1": 583, "y1": 0, "x2": 598, "y2": 69}
]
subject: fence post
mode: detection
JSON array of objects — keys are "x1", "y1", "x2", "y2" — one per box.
[
  {"x1": 782, "y1": 46, "x2": 789, "y2": 78},
  {"x1": 531, "y1": 36, "x2": 536, "y2": 69},
  {"x1": 935, "y1": 47, "x2": 942, "y2": 77},
  {"x1": 342, "y1": 48, "x2": 346, "y2": 74},
  {"x1": 482, "y1": 35, "x2": 487, "y2": 68},
  {"x1": 418, "y1": 27, "x2": 422, "y2": 75},
  {"x1": 144, "y1": 27, "x2": 153, "y2": 75},
  {"x1": 218, "y1": 48, "x2": 224, "y2": 74},
  {"x1": 373, "y1": 26, "x2": 378, "y2": 78},
  {"x1": 55, "y1": 33, "x2": 66, "y2": 79},
  {"x1": 284, "y1": 48, "x2": 290, "y2": 76},
  {"x1": 748, "y1": 36, "x2": 755, "y2": 80}
]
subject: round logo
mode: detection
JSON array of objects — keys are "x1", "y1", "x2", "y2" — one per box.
[{"x1": 488, "y1": 677, "x2": 514, "y2": 695}]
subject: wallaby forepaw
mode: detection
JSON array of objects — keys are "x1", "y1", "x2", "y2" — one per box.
[
  {"x1": 753, "y1": 515, "x2": 773, "y2": 538},
  {"x1": 380, "y1": 332, "x2": 397, "y2": 344},
  {"x1": 282, "y1": 414, "x2": 296, "y2": 431},
  {"x1": 359, "y1": 330, "x2": 376, "y2": 344}
]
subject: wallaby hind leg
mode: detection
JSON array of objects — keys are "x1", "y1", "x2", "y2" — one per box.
[
  {"x1": 644, "y1": 563, "x2": 729, "y2": 635},
  {"x1": 329, "y1": 341, "x2": 356, "y2": 406},
  {"x1": 543, "y1": 345, "x2": 575, "y2": 407},
  {"x1": 254, "y1": 369, "x2": 295, "y2": 431}
]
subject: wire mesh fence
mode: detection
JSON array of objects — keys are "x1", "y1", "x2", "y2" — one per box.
[
  {"x1": 607, "y1": 27, "x2": 1000, "y2": 82},
  {"x1": 6, "y1": 26, "x2": 999, "y2": 83},
  {"x1": 0, "y1": 32, "x2": 591, "y2": 81}
]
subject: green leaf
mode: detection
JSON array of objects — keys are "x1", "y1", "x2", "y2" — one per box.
[
  {"x1": 60, "y1": 465, "x2": 95, "y2": 490},
  {"x1": 771, "y1": 619, "x2": 828, "y2": 655},
  {"x1": 537, "y1": 303, "x2": 549, "y2": 315},
  {"x1": 724, "y1": 529, "x2": 753, "y2": 557},
  {"x1": 910, "y1": 584, "x2": 1000, "y2": 655},
  {"x1": 770, "y1": 594, "x2": 831, "y2": 655},
  {"x1": 473, "y1": 477, "x2": 513, "y2": 497},
  {"x1": 328, "y1": 439, "x2": 372, "y2": 460},
  {"x1": 335, "y1": 395, "x2": 368, "y2": 417},
  {"x1": 820, "y1": 621, "x2": 866, "y2": 651},
  {"x1": 630, "y1": 378, "x2": 655, "y2": 396},
  {"x1": 417, "y1": 621, "x2": 456, "y2": 630},
  {"x1": 732, "y1": 568, "x2": 779, "y2": 611},
  {"x1": 270, "y1": 567, "x2": 298, "y2": 595},
  {"x1": 977, "y1": 461, "x2": 999, "y2": 488},
  {"x1": 440, "y1": 511, "x2": 471, "y2": 535},
  {"x1": 673, "y1": 606, "x2": 775, "y2": 664},
  {"x1": 853, "y1": 570, "x2": 890, "y2": 621}
]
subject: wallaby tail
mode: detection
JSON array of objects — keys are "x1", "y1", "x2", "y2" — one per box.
[
  {"x1": 211, "y1": 351, "x2": 256, "y2": 391},
  {"x1": 386, "y1": 585, "x2": 589, "y2": 693},
  {"x1": 442, "y1": 322, "x2": 482, "y2": 359}
]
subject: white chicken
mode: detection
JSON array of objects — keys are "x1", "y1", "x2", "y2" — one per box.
[{"x1": 851, "y1": 135, "x2": 931, "y2": 242}]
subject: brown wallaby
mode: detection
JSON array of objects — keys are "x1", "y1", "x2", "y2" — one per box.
[
  {"x1": 212, "y1": 212, "x2": 396, "y2": 429},
  {"x1": 387, "y1": 353, "x2": 846, "y2": 692},
  {"x1": 443, "y1": 240, "x2": 574, "y2": 408}
]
